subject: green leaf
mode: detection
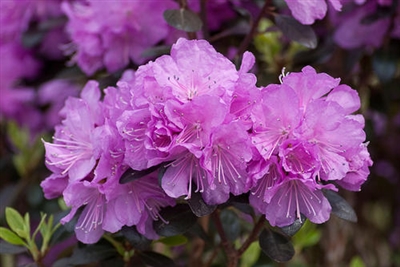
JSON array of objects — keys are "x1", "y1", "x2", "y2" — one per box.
[
  {"x1": 0, "y1": 227, "x2": 27, "y2": 246},
  {"x1": 139, "y1": 251, "x2": 177, "y2": 267},
  {"x1": 323, "y1": 190, "x2": 357, "y2": 222},
  {"x1": 274, "y1": 14, "x2": 317, "y2": 49},
  {"x1": 158, "y1": 235, "x2": 188, "y2": 247},
  {"x1": 292, "y1": 220, "x2": 321, "y2": 249},
  {"x1": 53, "y1": 244, "x2": 117, "y2": 267},
  {"x1": 121, "y1": 226, "x2": 152, "y2": 251},
  {"x1": 220, "y1": 209, "x2": 241, "y2": 242},
  {"x1": 153, "y1": 204, "x2": 197, "y2": 237},
  {"x1": 163, "y1": 9, "x2": 203, "y2": 32},
  {"x1": 5, "y1": 207, "x2": 28, "y2": 239},
  {"x1": 279, "y1": 214, "x2": 306, "y2": 236},
  {"x1": 259, "y1": 228, "x2": 295, "y2": 262},
  {"x1": 240, "y1": 241, "x2": 261, "y2": 267},
  {"x1": 350, "y1": 255, "x2": 366, "y2": 267}
]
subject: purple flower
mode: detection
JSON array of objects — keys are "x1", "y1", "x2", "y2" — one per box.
[
  {"x1": 37, "y1": 79, "x2": 80, "y2": 130},
  {"x1": 0, "y1": 42, "x2": 41, "y2": 130},
  {"x1": 43, "y1": 81, "x2": 103, "y2": 181},
  {"x1": 331, "y1": 0, "x2": 397, "y2": 49},
  {"x1": 117, "y1": 38, "x2": 259, "y2": 204},
  {"x1": 285, "y1": 0, "x2": 342, "y2": 25},
  {"x1": 41, "y1": 78, "x2": 177, "y2": 243},
  {"x1": 62, "y1": 0, "x2": 175, "y2": 75},
  {"x1": 250, "y1": 66, "x2": 371, "y2": 226}
]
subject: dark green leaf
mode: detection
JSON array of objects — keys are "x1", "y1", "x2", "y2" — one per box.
[
  {"x1": 0, "y1": 240, "x2": 27, "y2": 254},
  {"x1": 163, "y1": 9, "x2": 203, "y2": 32},
  {"x1": 279, "y1": 214, "x2": 306, "y2": 236},
  {"x1": 323, "y1": 190, "x2": 357, "y2": 222},
  {"x1": 121, "y1": 226, "x2": 152, "y2": 250},
  {"x1": 372, "y1": 46, "x2": 398, "y2": 83},
  {"x1": 153, "y1": 204, "x2": 197, "y2": 237},
  {"x1": 220, "y1": 209, "x2": 241, "y2": 242},
  {"x1": 274, "y1": 14, "x2": 317, "y2": 49},
  {"x1": 187, "y1": 191, "x2": 216, "y2": 217},
  {"x1": 119, "y1": 165, "x2": 160, "y2": 184},
  {"x1": 139, "y1": 251, "x2": 177, "y2": 267},
  {"x1": 259, "y1": 228, "x2": 295, "y2": 262},
  {"x1": 186, "y1": 222, "x2": 212, "y2": 244},
  {"x1": 22, "y1": 30, "x2": 45, "y2": 48},
  {"x1": 53, "y1": 244, "x2": 117, "y2": 267},
  {"x1": 142, "y1": 45, "x2": 171, "y2": 59}
]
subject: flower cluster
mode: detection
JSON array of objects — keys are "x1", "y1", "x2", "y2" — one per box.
[
  {"x1": 331, "y1": 0, "x2": 400, "y2": 49},
  {"x1": 0, "y1": 0, "x2": 77, "y2": 134},
  {"x1": 249, "y1": 67, "x2": 372, "y2": 226},
  {"x1": 42, "y1": 38, "x2": 372, "y2": 244}
]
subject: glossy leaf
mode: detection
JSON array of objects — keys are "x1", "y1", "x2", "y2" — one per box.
[
  {"x1": 187, "y1": 191, "x2": 216, "y2": 217},
  {"x1": 323, "y1": 190, "x2": 357, "y2": 223},
  {"x1": 53, "y1": 244, "x2": 117, "y2": 267},
  {"x1": 120, "y1": 226, "x2": 152, "y2": 250},
  {"x1": 274, "y1": 14, "x2": 317, "y2": 49},
  {"x1": 0, "y1": 227, "x2": 26, "y2": 246},
  {"x1": 259, "y1": 228, "x2": 295, "y2": 262},
  {"x1": 279, "y1": 214, "x2": 306, "y2": 236},
  {"x1": 119, "y1": 165, "x2": 160, "y2": 184},
  {"x1": 153, "y1": 204, "x2": 197, "y2": 237},
  {"x1": 139, "y1": 251, "x2": 177, "y2": 267},
  {"x1": 163, "y1": 9, "x2": 203, "y2": 32}
]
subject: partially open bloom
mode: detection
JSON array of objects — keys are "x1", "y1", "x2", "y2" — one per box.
[
  {"x1": 250, "y1": 66, "x2": 372, "y2": 226},
  {"x1": 285, "y1": 0, "x2": 342, "y2": 25}
]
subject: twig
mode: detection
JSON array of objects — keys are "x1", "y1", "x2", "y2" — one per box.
[
  {"x1": 212, "y1": 210, "x2": 238, "y2": 267},
  {"x1": 236, "y1": 0, "x2": 273, "y2": 58},
  {"x1": 237, "y1": 216, "x2": 266, "y2": 256},
  {"x1": 200, "y1": 0, "x2": 209, "y2": 40}
]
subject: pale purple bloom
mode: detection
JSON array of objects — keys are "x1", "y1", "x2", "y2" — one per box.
[
  {"x1": 43, "y1": 81, "x2": 103, "y2": 181},
  {"x1": 250, "y1": 66, "x2": 371, "y2": 226},
  {"x1": 62, "y1": 0, "x2": 174, "y2": 75},
  {"x1": 332, "y1": 0, "x2": 399, "y2": 49},
  {"x1": 285, "y1": 0, "x2": 342, "y2": 25},
  {"x1": 0, "y1": 42, "x2": 41, "y2": 130}
]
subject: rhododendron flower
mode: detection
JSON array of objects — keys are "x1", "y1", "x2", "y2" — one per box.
[
  {"x1": 285, "y1": 0, "x2": 342, "y2": 25},
  {"x1": 42, "y1": 80, "x2": 176, "y2": 243},
  {"x1": 117, "y1": 38, "x2": 259, "y2": 205},
  {"x1": 332, "y1": 0, "x2": 394, "y2": 49},
  {"x1": 250, "y1": 66, "x2": 372, "y2": 226},
  {"x1": 62, "y1": 0, "x2": 174, "y2": 75}
]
